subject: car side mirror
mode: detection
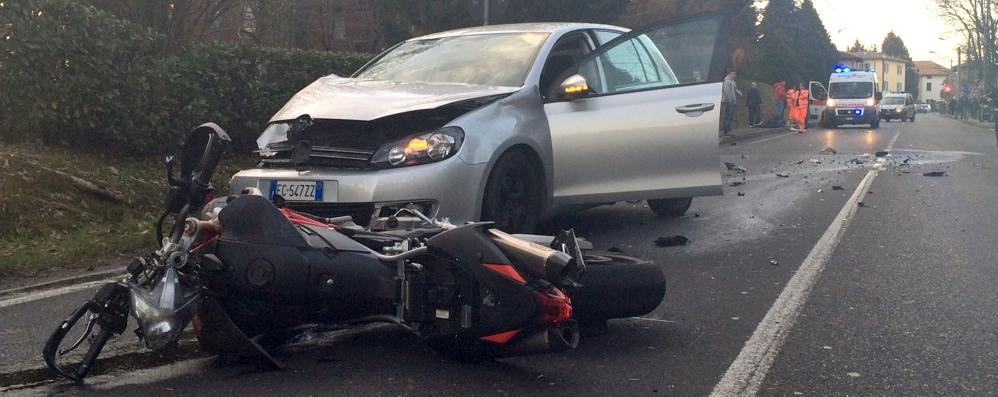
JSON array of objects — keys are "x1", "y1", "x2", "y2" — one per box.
[{"x1": 560, "y1": 74, "x2": 590, "y2": 101}]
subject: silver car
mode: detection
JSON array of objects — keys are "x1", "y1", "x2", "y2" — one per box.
[{"x1": 231, "y1": 16, "x2": 728, "y2": 232}]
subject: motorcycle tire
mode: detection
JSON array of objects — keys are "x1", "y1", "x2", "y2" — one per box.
[{"x1": 571, "y1": 251, "x2": 666, "y2": 327}]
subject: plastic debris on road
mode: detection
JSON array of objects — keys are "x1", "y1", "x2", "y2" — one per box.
[
  {"x1": 654, "y1": 235, "x2": 690, "y2": 247},
  {"x1": 922, "y1": 171, "x2": 946, "y2": 177},
  {"x1": 832, "y1": 185, "x2": 845, "y2": 191},
  {"x1": 819, "y1": 146, "x2": 838, "y2": 154},
  {"x1": 725, "y1": 162, "x2": 748, "y2": 172}
]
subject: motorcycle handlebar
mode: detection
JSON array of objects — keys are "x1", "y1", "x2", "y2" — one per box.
[{"x1": 75, "y1": 328, "x2": 112, "y2": 380}]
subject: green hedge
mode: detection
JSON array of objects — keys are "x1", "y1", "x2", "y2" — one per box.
[{"x1": 0, "y1": 0, "x2": 372, "y2": 155}]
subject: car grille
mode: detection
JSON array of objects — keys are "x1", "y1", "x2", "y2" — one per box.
[
  {"x1": 261, "y1": 144, "x2": 376, "y2": 169},
  {"x1": 285, "y1": 202, "x2": 376, "y2": 227}
]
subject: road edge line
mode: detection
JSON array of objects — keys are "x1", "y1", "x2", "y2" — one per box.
[
  {"x1": 0, "y1": 276, "x2": 121, "y2": 309},
  {"x1": 709, "y1": 168, "x2": 879, "y2": 397},
  {"x1": 0, "y1": 268, "x2": 126, "y2": 299}
]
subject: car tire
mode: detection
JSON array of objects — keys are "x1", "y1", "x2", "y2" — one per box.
[
  {"x1": 481, "y1": 149, "x2": 542, "y2": 233},
  {"x1": 647, "y1": 197, "x2": 692, "y2": 217},
  {"x1": 571, "y1": 252, "x2": 667, "y2": 326},
  {"x1": 871, "y1": 117, "x2": 880, "y2": 129}
]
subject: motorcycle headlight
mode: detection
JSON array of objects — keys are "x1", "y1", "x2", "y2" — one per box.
[
  {"x1": 130, "y1": 267, "x2": 200, "y2": 350},
  {"x1": 371, "y1": 127, "x2": 464, "y2": 168}
]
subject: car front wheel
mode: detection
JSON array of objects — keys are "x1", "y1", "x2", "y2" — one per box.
[
  {"x1": 647, "y1": 197, "x2": 692, "y2": 217},
  {"x1": 481, "y1": 150, "x2": 542, "y2": 233}
]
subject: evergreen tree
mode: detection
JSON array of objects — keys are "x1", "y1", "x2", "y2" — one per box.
[
  {"x1": 750, "y1": 0, "x2": 838, "y2": 85},
  {"x1": 795, "y1": 0, "x2": 839, "y2": 83},
  {"x1": 847, "y1": 39, "x2": 867, "y2": 52},
  {"x1": 751, "y1": 0, "x2": 801, "y2": 83}
]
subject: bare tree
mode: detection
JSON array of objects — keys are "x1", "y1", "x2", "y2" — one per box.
[{"x1": 937, "y1": 0, "x2": 998, "y2": 89}]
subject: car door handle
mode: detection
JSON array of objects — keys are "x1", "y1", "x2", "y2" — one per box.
[{"x1": 675, "y1": 103, "x2": 715, "y2": 115}]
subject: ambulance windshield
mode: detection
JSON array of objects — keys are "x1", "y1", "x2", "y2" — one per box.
[{"x1": 829, "y1": 82, "x2": 873, "y2": 99}]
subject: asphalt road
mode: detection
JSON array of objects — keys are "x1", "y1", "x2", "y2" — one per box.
[{"x1": 1, "y1": 113, "x2": 995, "y2": 396}]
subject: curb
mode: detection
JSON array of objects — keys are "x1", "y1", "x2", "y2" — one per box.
[
  {"x1": 943, "y1": 114, "x2": 997, "y2": 132},
  {"x1": 0, "y1": 267, "x2": 126, "y2": 300},
  {"x1": 719, "y1": 127, "x2": 787, "y2": 144}
]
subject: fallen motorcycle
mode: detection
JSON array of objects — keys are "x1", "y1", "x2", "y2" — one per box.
[{"x1": 42, "y1": 123, "x2": 666, "y2": 382}]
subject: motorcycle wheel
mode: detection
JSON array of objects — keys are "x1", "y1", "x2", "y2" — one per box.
[{"x1": 572, "y1": 251, "x2": 666, "y2": 327}]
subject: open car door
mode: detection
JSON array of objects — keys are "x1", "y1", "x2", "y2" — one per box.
[
  {"x1": 809, "y1": 81, "x2": 828, "y2": 127},
  {"x1": 544, "y1": 14, "x2": 730, "y2": 205}
]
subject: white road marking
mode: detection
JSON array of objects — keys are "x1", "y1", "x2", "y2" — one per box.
[
  {"x1": 745, "y1": 131, "x2": 796, "y2": 145},
  {"x1": 709, "y1": 168, "x2": 879, "y2": 397},
  {"x1": 886, "y1": 128, "x2": 901, "y2": 150},
  {"x1": 632, "y1": 317, "x2": 679, "y2": 324},
  {"x1": 0, "y1": 277, "x2": 119, "y2": 309}
]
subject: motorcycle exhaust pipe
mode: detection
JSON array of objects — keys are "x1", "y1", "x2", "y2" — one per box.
[
  {"x1": 494, "y1": 320, "x2": 580, "y2": 357},
  {"x1": 488, "y1": 229, "x2": 574, "y2": 281}
]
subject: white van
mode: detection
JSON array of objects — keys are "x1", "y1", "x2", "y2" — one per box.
[{"x1": 822, "y1": 69, "x2": 882, "y2": 128}]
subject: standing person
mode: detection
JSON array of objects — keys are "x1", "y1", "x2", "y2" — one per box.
[
  {"x1": 721, "y1": 71, "x2": 741, "y2": 136},
  {"x1": 794, "y1": 82, "x2": 810, "y2": 133},
  {"x1": 747, "y1": 82, "x2": 762, "y2": 127},
  {"x1": 786, "y1": 82, "x2": 799, "y2": 131},
  {"x1": 773, "y1": 80, "x2": 787, "y2": 123}
]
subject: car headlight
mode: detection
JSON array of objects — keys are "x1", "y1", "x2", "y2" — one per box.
[
  {"x1": 896, "y1": 108, "x2": 903, "y2": 113},
  {"x1": 866, "y1": 98, "x2": 875, "y2": 106},
  {"x1": 371, "y1": 127, "x2": 464, "y2": 168},
  {"x1": 826, "y1": 99, "x2": 836, "y2": 107}
]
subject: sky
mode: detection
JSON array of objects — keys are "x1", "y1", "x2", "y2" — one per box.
[{"x1": 760, "y1": 0, "x2": 964, "y2": 68}]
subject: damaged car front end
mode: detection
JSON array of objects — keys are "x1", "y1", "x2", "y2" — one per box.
[{"x1": 231, "y1": 30, "x2": 551, "y2": 228}]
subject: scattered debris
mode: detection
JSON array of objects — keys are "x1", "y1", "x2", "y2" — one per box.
[
  {"x1": 729, "y1": 181, "x2": 745, "y2": 187},
  {"x1": 875, "y1": 150, "x2": 889, "y2": 157},
  {"x1": 831, "y1": 185, "x2": 845, "y2": 191},
  {"x1": 724, "y1": 162, "x2": 748, "y2": 172},
  {"x1": 108, "y1": 166, "x2": 120, "y2": 176},
  {"x1": 847, "y1": 372, "x2": 861, "y2": 378},
  {"x1": 654, "y1": 235, "x2": 690, "y2": 247},
  {"x1": 607, "y1": 246, "x2": 624, "y2": 253},
  {"x1": 731, "y1": 317, "x2": 740, "y2": 321},
  {"x1": 794, "y1": 159, "x2": 805, "y2": 165},
  {"x1": 776, "y1": 173, "x2": 790, "y2": 178},
  {"x1": 922, "y1": 171, "x2": 946, "y2": 177},
  {"x1": 730, "y1": 142, "x2": 737, "y2": 146},
  {"x1": 857, "y1": 201, "x2": 869, "y2": 207},
  {"x1": 694, "y1": 212, "x2": 701, "y2": 218},
  {"x1": 817, "y1": 189, "x2": 823, "y2": 193},
  {"x1": 740, "y1": 155, "x2": 747, "y2": 159},
  {"x1": 819, "y1": 146, "x2": 838, "y2": 154},
  {"x1": 809, "y1": 158, "x2": 822, "y2": 164},
  {"x1": 737, "y1": 192, "x2": 746, "y2": 196},
  {"x1": 769, "y1": 260, "x2": 780, "y2": 266},
  {"x1": 822, "y1": 346, "x2": 832, "y2": 350}
]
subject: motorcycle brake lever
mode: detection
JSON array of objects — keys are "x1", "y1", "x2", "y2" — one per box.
[{"x1": 58, "y1": 313, "x2": 98, "y2": 356}]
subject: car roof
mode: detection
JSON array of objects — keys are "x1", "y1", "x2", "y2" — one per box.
[{"x1": 413, "y1": 23, "x2": 628, "y2": 41}]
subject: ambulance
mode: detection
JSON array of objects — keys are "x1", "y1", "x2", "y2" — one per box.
[{"x1": 821, "y1": 67, "x2": 882, "y2": 128}]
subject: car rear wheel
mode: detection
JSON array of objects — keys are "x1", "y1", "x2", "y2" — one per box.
[
  {"x1": 647, "y1": 197, "x2": 692, "y2": 217},
  {"x1": 481, "y1": 150, "x2": 542, "y2": 233},
  {"x1": 572, "y1": 252, "x2": 666, "y2": 327}
]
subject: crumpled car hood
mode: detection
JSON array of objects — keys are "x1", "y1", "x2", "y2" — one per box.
[{"x1": 269, "y1": 76, "x2": 521, "y2": 122}]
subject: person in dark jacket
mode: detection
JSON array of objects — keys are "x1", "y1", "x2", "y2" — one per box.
[{"x1": 747, "y1": 81, "x2": 762, "y2": 126}]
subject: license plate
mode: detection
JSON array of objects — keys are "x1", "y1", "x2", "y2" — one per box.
[
  {"x1": 845, "y1": 117, "x2": 855, "y2": 121},
  {"x1": 269, "y1": 180, "x2": 323, "y2": 201}
]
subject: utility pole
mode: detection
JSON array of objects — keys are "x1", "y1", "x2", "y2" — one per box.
[{"x1": 483, "y1": 0, "x2": 489, "y2": 26}]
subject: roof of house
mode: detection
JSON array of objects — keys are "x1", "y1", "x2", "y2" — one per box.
[
  {"x1": 848, "y1": 51, "x2": 908, "y2": 62},
  {"x1": 912, "y1": 60, "x2": 951, "y2": 76},
  {"x1": 838, "y1": 51, "x2": 863, "y2": 62}
]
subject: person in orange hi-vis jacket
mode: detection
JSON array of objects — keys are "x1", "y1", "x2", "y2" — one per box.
[
  {"x1": 785, "y1": 84, "x2": 800, "y2": 131},
  {"x1": 794, "y1": 82, "x2": 809, "y2": 133}
]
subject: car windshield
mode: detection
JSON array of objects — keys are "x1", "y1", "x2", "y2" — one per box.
[
  {"x1": 882, "y1": 97, "x2": 905, "y2": 105},
  {"x1": 355, "y1": 33, "x2": 550, "y2": 87},
  {"x1": 829, "y1": 82, "x2": 873, "y2": 99}
]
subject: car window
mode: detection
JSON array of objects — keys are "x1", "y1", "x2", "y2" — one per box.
[
  {"x1": 578, "y1": 16, "x2": 720, "y2": 96},
  {"x1": 594, "y1": 30, "x2": 623, "y2": 46},
  {"x1": 355, "y1": 32, "x2": 549, "y2": 87},
  {"x1": 540, "y1": 33, "x2": 595, "y2": 98}
]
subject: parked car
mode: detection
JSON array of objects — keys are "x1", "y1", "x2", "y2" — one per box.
[
  {"x1": 880, "y1": 93, "x2": 916, "y2": 122},
  {"x1": 916, "y1": 103, "x2": 931, "y2": 113},
  {"x1": 230, "y1": 16, "x2": 729, "y2": 232}
]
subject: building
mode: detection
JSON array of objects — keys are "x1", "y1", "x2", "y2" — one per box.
[
  {"x1": 912, "y1": 61, "x2": 950, "y2": 102},
  {"x1": 839, "y1": 51, "x2": 908, "y2": 93}
]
